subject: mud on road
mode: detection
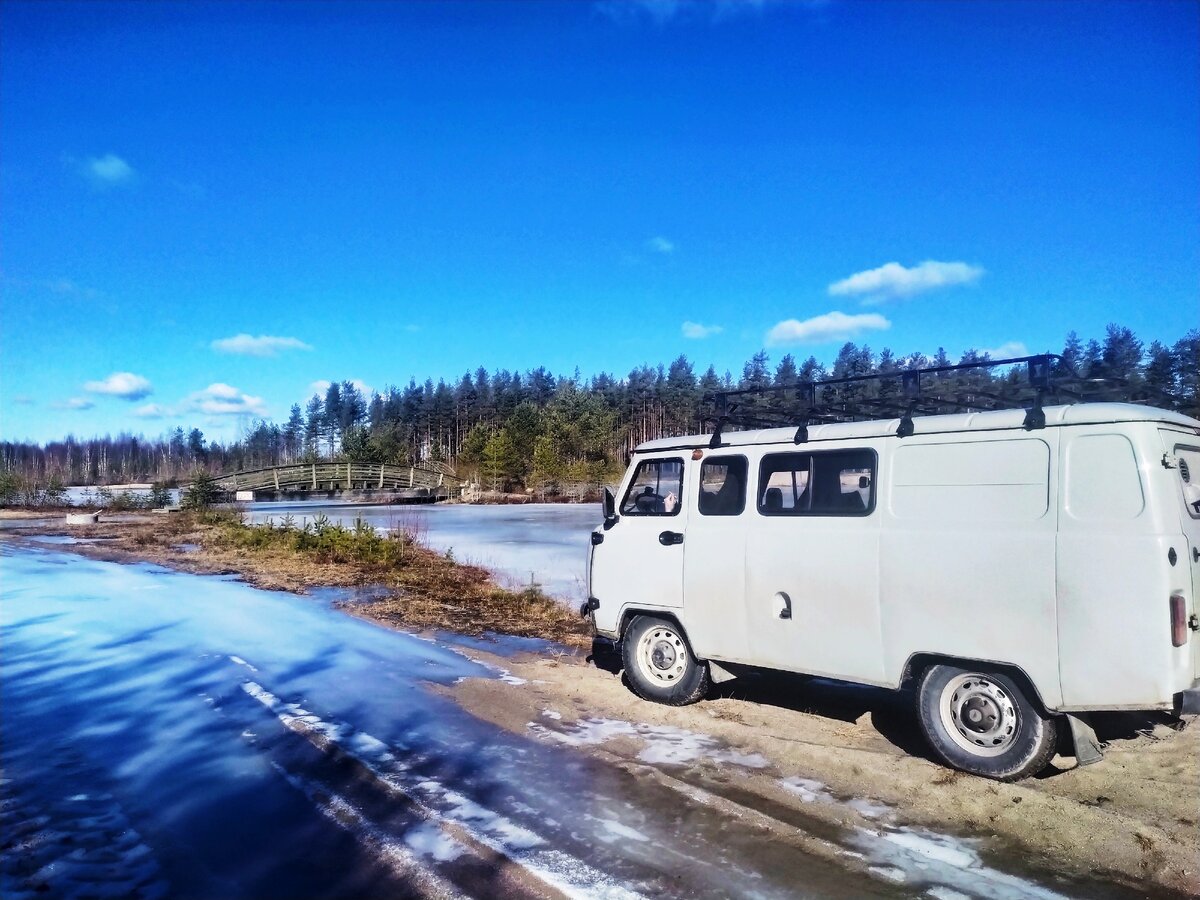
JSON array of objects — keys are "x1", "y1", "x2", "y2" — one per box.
[{"x1": 447, "y1": 643, "x2": 1200, "y2": 898}]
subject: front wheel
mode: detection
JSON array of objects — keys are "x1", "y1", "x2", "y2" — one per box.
[
  {"x1": 621, "y1": 616, "x2": 709, "y2": 706},
  {"x1": 916, "y1": 664, "x2": 1058, "y2": 781}
]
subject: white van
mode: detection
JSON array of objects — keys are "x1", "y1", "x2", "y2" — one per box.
[{"x1": 585, "y1": 401, "x2": 1200, "y2": 780}]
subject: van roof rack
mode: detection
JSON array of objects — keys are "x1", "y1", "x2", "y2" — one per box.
[{"x1": 703, "y1": 354, "x2": 1174, "y2": 448}]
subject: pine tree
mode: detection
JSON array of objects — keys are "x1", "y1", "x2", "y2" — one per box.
[{"x1": 482, "y1": 429, "x2": 519, "y2": 492}]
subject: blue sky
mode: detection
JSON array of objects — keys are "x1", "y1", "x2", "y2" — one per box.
[{"x1": 2, "y1": 0, "x2": 1197, "y2": 443}]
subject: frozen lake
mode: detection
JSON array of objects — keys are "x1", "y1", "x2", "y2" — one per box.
[
  {"x1": 246, "y1": 502, "x2": 602, "y2": 603},
  {"x1": 0, "y1": 543, "x2": 896, "y2": 899}
]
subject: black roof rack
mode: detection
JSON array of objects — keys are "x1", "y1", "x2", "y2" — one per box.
[{"x1": 703, "y1": 354, "x2": 1174, "y2": 448}]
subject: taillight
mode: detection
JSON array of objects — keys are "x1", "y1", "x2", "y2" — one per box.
[{"x1": 1171, "y1": 594, "x2": 1188, "y2": 647}]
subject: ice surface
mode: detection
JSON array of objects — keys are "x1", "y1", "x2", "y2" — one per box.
[
  {"x1": 850, "y1": 825, "x2": 1070, "y2": 900},
  {"x1": 246, "y1": 501, "x2": 600, "y2": 602}
]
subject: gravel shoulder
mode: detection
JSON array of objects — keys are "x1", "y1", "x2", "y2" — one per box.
[{"x1": 445, "y1": 646, "x2": 1200, "y2": 897}]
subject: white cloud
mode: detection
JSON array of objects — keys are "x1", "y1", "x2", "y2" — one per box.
[
  {"x1": 597, "y1": 0, "x2": 803, "y2": 25},
  {"x1": 681, "y1": 321, "x2": 723, "y2": 339},
  {"x1": 828, "y1": 260, "x2": 984, "y2": 302},
  {"x1": 83, "y1": 372, "x2": 153, "y2": 401},
  {"x1": 54, "y1": 397, "x2": 95, "y2": 410},
  {"x1": 185, "y1": 383, "x2": 268, "y2": 417},
  {"x1": 211, "y1": 334, "x2": 313, "y2": 357},
  {"x1": 133, "y1": 403, "x2": 171, "y2": 419},
  {"x1": 765, "y1": 311, "x2": 891, "y2": 346},
  {"x1": 646, "y1": 235, "x2": 675, "y2": 254},
  {"x1": 75, "y1": 153, "x2": 135, "y2": 187},
  {"x1": 977, "y1": 341, "x2": 1029, "y2": 360},
  {"x1": 597, "y1": 0, "x2": 685, "y2": 24}
]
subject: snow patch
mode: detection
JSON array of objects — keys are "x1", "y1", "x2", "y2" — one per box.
[
  {"x1": 869, "y1": 864, "x2": 908, "y2": 883},
  {"x1": 529, "y1": 717, "x2": 768, "y2": 769},
  {"x1": 850, "y1": 825, "x2": 1069, "y2": 900},
  {"x1": 846, "y1": 797, "x2": 892, "y2": 819},
  {"x1": 600, "y1": 819, "x2": 650, "y2": 842},
  {"x1": 403, "y1": 822, "x2": 466, "y2": 862},
  {"x1": 228, "y1": 655, "x2": 258, "y2": 671},
  {"x1": 926, "y1": 887, "x2": 973, "y2": 900},
  {"x1": 780, "y1": 776, "x2": 834, "y2": 804}
]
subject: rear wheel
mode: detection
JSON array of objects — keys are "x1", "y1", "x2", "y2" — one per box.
[
  {"x1": 916, "y1": 663, "x2": 1058, "y2": 781},
  {"x1": 622, "y1": 616, "x2": 709, "y2": 706}
]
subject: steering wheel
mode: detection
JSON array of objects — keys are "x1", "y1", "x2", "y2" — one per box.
[{"x1": 635, "y1": 492, "x2": 662, "y2": 513}]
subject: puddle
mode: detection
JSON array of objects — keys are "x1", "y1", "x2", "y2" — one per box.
[
  {"x1": 432, "y1": 629, "x2": 574, "y2": 659},
  {"x1": 308, "y1": 583, "x2": 395, "y2": 607}
]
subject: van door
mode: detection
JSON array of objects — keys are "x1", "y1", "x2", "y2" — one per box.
[
  {"x1": 1162, "y1": 433, "x2": 1200, "y2": 680},
  {"x1": 681, "y1": 454, "x2": 749, "y2": 661},
  {"x1": 742, "y1": 447, "x2": 885, "y2": 682},
  {"x1": 591, "y1": 455, "x2": 688, "y2": 612}
]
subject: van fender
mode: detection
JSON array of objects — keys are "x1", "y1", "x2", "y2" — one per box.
[
  {"x1": 618, "y1": 607, "x2": 687, "y2": 643},
  {"x1": 899, "y1": 652, "x2": 1055, "y2": 715},
  {"x1": 901, "y1": 652, "x2": 1106, "y2": 765}
]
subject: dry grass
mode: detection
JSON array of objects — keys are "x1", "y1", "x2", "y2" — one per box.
[{"x1": 29, "y1": 510, "x2": 592, "y2": 648}]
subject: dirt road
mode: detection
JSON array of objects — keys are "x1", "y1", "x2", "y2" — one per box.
[{"x1": 448, "y1": 643, "x2": 1200, "y2": 898}]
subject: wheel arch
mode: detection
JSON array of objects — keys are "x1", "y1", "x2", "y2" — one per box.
[
  {"x1": 618, "y1": 608, "x2": 694, "y2": 650},
  {"x1": 900, "y1": 652, "x2": 1055, "y2": 715}
]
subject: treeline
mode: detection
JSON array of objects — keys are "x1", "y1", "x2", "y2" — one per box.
[{"x1": 3, "y1": 325, "x2": 1196, "y2": 492}]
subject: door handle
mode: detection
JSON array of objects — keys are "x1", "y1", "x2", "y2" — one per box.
[{"x1": 658, "y1": 531, "x2": 683, "y2": 546}]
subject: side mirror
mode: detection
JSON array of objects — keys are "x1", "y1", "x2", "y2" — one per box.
[
  {"x1": 859, "y1": 475, "x2": 871, "y2": 489},
  {"x1": 602, "y1": 487, "x2": 617, "y2": 526}
]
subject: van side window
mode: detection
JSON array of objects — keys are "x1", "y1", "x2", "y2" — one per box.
[
  {"x1": 698, "y1": 456, "x2": 747, "y2": 516},
  {"x1": 758, "y1": 449, "x2": 875, "y2": 516},
  {"x1": 620, "y1": 458, "x2": 684, "y2": 516}
]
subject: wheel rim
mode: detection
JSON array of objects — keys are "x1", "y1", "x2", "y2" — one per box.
[
  {"x1": 635, "y1": 625, "x2": 688, "y2": 685},
  {"x1": 938, "y1": 673, "x2": 1019, "y2": 757}
]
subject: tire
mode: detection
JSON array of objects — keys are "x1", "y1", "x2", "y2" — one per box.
[
  {"x1": 621, "y1": 616, "x2": 710, "y2": 706},
  {"x1": 916, "y1": 663, "x2": 1058, "y2": 781}
]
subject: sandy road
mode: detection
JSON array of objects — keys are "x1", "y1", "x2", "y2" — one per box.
[{"x1": 446, "y1": 643, "x2": 1200, "y2": 898}]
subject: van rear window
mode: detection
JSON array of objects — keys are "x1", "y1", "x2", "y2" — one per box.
[
  {"x1": 620, "y1": 458, "x2": 684, "y2": 516},
  {"x1": 758, "y1": 449, "x2": 875, "y2": 516},
  {"x1": 1175, "y1": 445, "x2": 1200, "y2": 519}
]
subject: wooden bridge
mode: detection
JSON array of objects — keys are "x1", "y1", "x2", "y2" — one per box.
[{"x1": 212, "y1": 461, "x2": 463, "y2": 500}]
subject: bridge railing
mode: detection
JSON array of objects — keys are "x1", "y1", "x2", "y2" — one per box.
[{"x1": 213, "y1": 462, "x2": 463, "y2": 493}]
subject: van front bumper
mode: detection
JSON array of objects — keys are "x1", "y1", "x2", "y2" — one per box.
[{"x1": 1176, "y1": 680, "x2": 1200, "y2": 716}]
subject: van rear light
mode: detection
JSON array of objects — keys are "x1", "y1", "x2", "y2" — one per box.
[{"x1": 1171, "y1": 594, "x2": 1188, "y2": 647}]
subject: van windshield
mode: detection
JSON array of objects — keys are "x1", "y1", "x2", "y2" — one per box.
[{"x1": 1175, "y1": 445, "x2": 1200, "y2": 519}]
